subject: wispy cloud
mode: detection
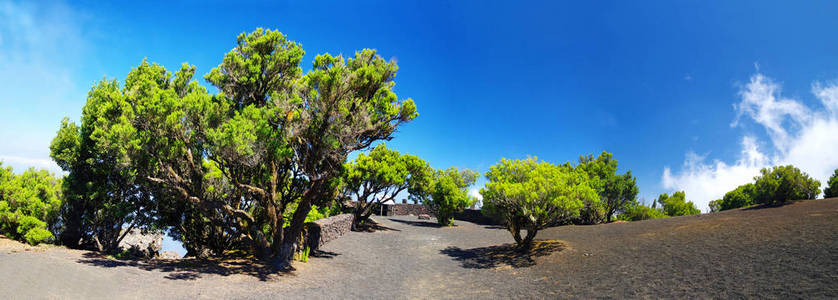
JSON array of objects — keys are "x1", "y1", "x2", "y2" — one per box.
[
  {"x1": 663, "y1": 72, "x2": 838, "y2": 211},
  {"x1": 0, "y1": 0, "x2": 88, "y2": 173}
]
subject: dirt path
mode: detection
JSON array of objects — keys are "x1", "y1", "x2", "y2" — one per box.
[{"x1": 1, "y1": 199, "x2": 837, "y2": 299}]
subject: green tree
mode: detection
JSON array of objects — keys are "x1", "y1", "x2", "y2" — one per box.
[
  {"x1": 576, "y1": 152, "x2": 638, "y2": 223},
  {"x1": 617, "y1": 200, "x2": 667, "y2": 221},
  {"x1": 52, "y1": 28, "x2": 417, "y2": 263},
  {"x1": 0, "y1": 164, "x2": 63, "y2": 245},
  {"x1": 481, "y1": 158, "x2": 596, "y2": 250},
  {"x1": 341, "y1": 144, "x2": 432, "y2": 229},
  {"x1": 50, "y1": 78, "x2": 157, "y2": 252},
  {"x1": 718, "y1": 183, "x2": 756, "y2": 211},
  {"x1": 822, "y1": 169, "x2": 838, "y2": 198},
  {"x1": 423, "y1": 168, "x2": 478, "y2": 226},
  {"x1": 276, "y1": 47, "x2": 417, "y2": 260},
  {"x1": 751, "y1": 165, "x2": 820, "y2": 205},
  {"x1": 708, "y1": 199, "x2": 721, "y2": 213},
  {"x1": 657, "y1": 191, "x2": 700, "y2": 216}
]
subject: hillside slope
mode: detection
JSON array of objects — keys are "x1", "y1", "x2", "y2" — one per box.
[{"x1": 531, "y1": 198, "x2": 838, "y2": 298}]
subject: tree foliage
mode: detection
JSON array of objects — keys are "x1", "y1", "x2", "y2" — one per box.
[
  {"x1": 719, "y1": 183, "x2": 756, "y2": 211},
  {"x1": 825, "y1": 169, "x2": 838, "y2": 199},
  {"x1": 617, "y1": 200, "x2": 667, "y2": 221},
  {"x1": 713, "y1": 165, "x2": 822, "y2": 212},
  {"x1": 0, "y1": 164, "x2": 62, "y2": 245},
  {"x1": 51, "y1": 28, "x2": 417, "y2": 262},
  {"x1": 481, "y1": 157, "x2": 597, "y2": 249},
  {"x1": 422, "y1": 167, "x2": 478, "y2": 226},
  {"x1": 657, "y1": 191, "x2": 700, "y2": 216},
  {"x1": 49, "y1": 84, "x2": 154, "y2": 253},
  {"x1": 341, "y1": 143, "x2": 431, "y2": 229},
  {"x1": 575, "y1": 152, "x2": 638, "y2": 223},
  {"x1": 752, "y1": 165, "x2": 820, "y2": 205}
]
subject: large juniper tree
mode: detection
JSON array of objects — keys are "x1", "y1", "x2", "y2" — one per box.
[{"x1": 53, "y1": 29, "x2": 417, "y2": 262}]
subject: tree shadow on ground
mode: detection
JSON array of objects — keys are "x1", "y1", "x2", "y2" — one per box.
[
  {"x1": 76, "y1": 251, "x2": 316, "y2": 281},
  {"x1": 354, "y1": 220, "x2": 401, "y2": 232},
  {"x1": 743, "y1": 201, "x2": 797, "y2": 211},
  {"x1": 482, "y1": 225, "x2": 506, "y2": 230},
  {"x1": 310, "y1": 249, "x2": 340, "y2": 258},
  {"x1": 440, "y1": 240, "x2": 565, "y2": 269},
  {"x1": 388, "y1": 218, "x2": 444, "y2": 228}
]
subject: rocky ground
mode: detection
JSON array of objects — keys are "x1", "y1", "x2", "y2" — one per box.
[{"x1": 1, "y1": 198, "x2": 836, "y2": 299}]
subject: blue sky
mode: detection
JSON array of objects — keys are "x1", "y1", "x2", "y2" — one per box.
[{"x1": 3, "y1": 0, "x2": 838, "y2": 215}]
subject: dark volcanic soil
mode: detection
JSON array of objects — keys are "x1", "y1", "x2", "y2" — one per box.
[{"x1": 1, "y1": 198, "x2": 836, "y2": 299}]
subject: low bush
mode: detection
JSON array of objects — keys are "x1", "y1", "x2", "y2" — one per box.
[
  {"x1": 0, "y1": 164, "x2": 62, "y2": 245},
  {"x1": 824, "y1": 169, "x2": 838, "y2": 198},
  {"x1": 751, "y1": 165, "x2": 820, "y2": 205},
  {"x1": 714, "y1": 165, "x2": 821, "y2": 211},
  {"x1": 617, "y1": 201, "x2": 667, "y2": 221},
  {"x1": 657, "y1": 191, "x2": 700, "y2": 216}
]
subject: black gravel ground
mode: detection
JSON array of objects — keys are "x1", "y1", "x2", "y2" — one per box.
[{"x1": 1, "y1": 198, "x2": 836, "y2": 299}]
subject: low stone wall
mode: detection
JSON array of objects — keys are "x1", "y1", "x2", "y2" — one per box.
[
  {"x1": 303, "y1": 214, "x2": 353, "y2": 250},
  {"x1": 381, "y1": 203, "x2": 432, "y2": 216}
]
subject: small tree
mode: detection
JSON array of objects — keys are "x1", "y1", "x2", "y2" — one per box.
[
  {"x1": 481, "y1": 158, "x2": 597, "y2": 250},
  {"x1": 0, "y1": 164, "x2": 62, "y2": 245},
  {"x1": 823, "y1": 169, "x2": 838, "y2": 199},
  {"x1": 657, "y1": 191, "x2": 700, "y2": 216},
  {"x1": 575, "y1": 152, "x2": 637, "y2": 223},
  {"x1": 752, "y1": 165, "x2": 820, "y2": 205},
  {"x1": 717, "y1": 183, "x2": 756, "y2": 211},
  {"x1": 708, "y1": 199, "x2": 721, "y2": 213},
  {"x1": 423, "y1": 168, "x2": 478, "y2": 226},
  {"x1": 617, "y1": 200, "x2": 667, "y2": 221},
  {"x1": 341, "y1": 144, "x2": 432, "y2": 229}
]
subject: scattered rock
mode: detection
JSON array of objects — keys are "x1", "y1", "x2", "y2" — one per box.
[
  {"x1": 158, "y1": 250, "x2": 181, "y2": 260},
  {"x1": 118, "y1": 228, "x2": 162, "y2": 258},
  {"x1": 418, "y1": 214, "x2": 431, "y2": 220}
]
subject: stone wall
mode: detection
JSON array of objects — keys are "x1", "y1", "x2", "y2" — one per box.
[
  {"x1": 303, "y1": 213, "x2": 353, "y2": 250},
  {"x1": 380, "y1": 203, "x2": 432, "y2": 216}
]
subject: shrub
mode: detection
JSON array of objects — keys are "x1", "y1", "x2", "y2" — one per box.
[
  {"x1": 657, "y1": 191, "x2": 700, "y2": 216},
  {"x1": 751, "y1": 165, "x2": 820, "y2": 205},
  {"x1": 23, "y1": 227, "x2": 54, "y2": 245},
  {"x1": 0, "y1": 164, "x2": 61, "y2": 245},
  {"x1": 708, "y1": 199, "x2": 721, "y2": 213},
  {"x1": 824, "y1": 169, "x2": 838, "y2": 199},
  {"x1": 576, "y1": 152, "x2": 639, "y2": 223},
  {"x1": 715, "y1": 165, "x2": 821, "y2": 211},
  {"x1": 716, "y1": 183, "x2": 756, "y2": 211},
  {"x1": 423, "y1": 167, "x2": 478, "y2": 226},
  {"x1": 617, "y1": 201, "x2": 667, "y2": 221}
]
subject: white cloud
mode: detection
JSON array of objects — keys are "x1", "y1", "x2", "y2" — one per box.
[
  {"x1": 468, "y1": 187, "x2": 483, "y2": 208},
  {"x1": 663, "y1": 73, "x2": 838, "y2": 212},
  {"x1": 0, "y1": 155, "x2": 62, "y2": 175}
]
